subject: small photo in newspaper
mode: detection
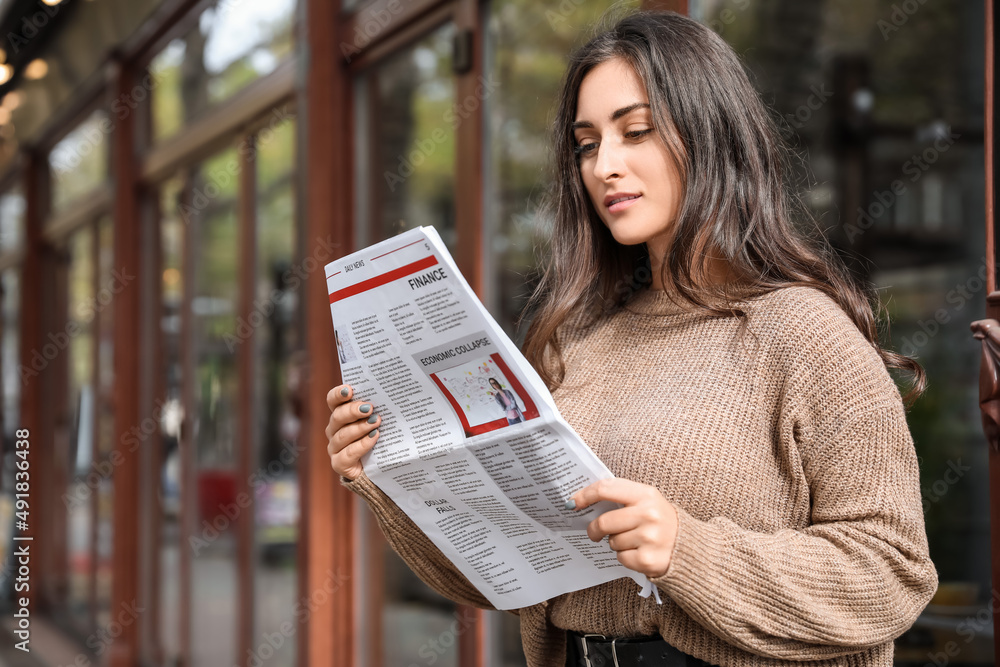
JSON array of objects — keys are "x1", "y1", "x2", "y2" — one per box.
[{"x1": 414, "y1": 332, "x2": 540, "y2": 437}]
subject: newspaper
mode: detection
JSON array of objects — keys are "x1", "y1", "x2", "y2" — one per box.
[{"x1": 325, "y1": 227, "x2": 648, "y2": 610}]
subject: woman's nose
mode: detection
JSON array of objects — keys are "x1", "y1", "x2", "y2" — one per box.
[{"x1": 593, "y1": 139, "x2": 625, "y2": 181}]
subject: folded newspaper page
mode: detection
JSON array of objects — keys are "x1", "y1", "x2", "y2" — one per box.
[{"x1": 325, "y1": 226, "x2": 646, "y2": 610}]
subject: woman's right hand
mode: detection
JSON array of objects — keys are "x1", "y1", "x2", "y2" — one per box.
[{"x1": 326, "y1": 384, "x2": 381, "y2": 481}]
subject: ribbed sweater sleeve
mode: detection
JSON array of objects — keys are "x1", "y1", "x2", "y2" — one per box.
[
  {"x1": 342, "y1": 472, "x2": 497, "y2": 611},
  {"x1": 649, "y1": 295, "x2": 938, "y2": 659}
]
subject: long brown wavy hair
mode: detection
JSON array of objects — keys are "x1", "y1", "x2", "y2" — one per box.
[{"x1": 522, "y1": 9, "x2": 926, "y2": 405}]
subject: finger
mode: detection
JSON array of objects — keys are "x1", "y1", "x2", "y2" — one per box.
[
  {"x1": 569, "y1": 477, "x2": 652, "y2": 512},
  {"x1": 331, "y1": 399, "x2": 377, "y2": 428},
  {"x1": 607, "y1": 528, "x2": 647, "y2": 552},
  {"x1": 331, "y1": 428, "x2": 380, "y2": 478},
  {"x1": 587, "y1": 508, "x2": 643, "y2": 542},
  {"x1": 327, "y1": 385, "x2": 354, "y2": 411},
  {"x1": 328, "y1": 412, "x2": 381, "y2": 455}
]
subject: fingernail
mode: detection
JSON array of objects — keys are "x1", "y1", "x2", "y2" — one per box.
[
  {"x1": 367, "y1": 414, "x2": 378, "y2": 424},
  {"x1": 368, "y1": 430, "x2": 378, "y2": 438},
  {"x1": 340, "y1": 387, "x2": 349, "y2": 397},
  {"x1": 564, "y1": 499, "x2": 576, "y2": 510},
  {"x1": 360, "y1": 404, "x2": 371, "y2": 414}
]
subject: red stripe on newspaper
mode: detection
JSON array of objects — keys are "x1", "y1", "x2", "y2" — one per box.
[
  {"x1": 371, "y1": 238, "x2": 424, "y2": 261},
  {"x1": 325, "y1": 270, "x2": 341, "y2": 279},
  {"x1": 328, "y1": 255, "x2": 438, "y2": 303}
]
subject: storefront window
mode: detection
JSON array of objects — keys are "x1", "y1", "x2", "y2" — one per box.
[
  {"x1": 0, "y1": 187, "x2": 24, "y2": 255},
  {"x1": 48, "y1": 110, "x2": 110, "y2": 215},
  {"x1": 189, "y1": 145, "x2": 241, "y2": 666},
  {"x1": 252, "y1": 113, "x2": 300, "y2": 667},
  {"x1": 355, "y1": 22, "x2": 457, "y2": 253},
  {"x1": 149, "y1": 0, "x2": 297, "y2": 143},
  {"x1": 65, "y1": 225, "x2": 95, "y2": 631}
]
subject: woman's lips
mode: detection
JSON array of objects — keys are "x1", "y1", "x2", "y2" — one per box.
[{"x1": 607, "y1": 194, "x2": 641, "y2": 213}]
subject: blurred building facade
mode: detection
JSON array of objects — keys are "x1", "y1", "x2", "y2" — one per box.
[{"x1": 0, "y1": 0, "x2": 992, "y2": 665}]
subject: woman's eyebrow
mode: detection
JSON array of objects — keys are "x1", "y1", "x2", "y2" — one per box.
[{"x1": 571, "y1": 102, "x2": 651, "y2": 129}]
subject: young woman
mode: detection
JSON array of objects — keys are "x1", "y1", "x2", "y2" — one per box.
[
  {"x1": 490, "y1": 377, "x2": 525, "y2": 425},
  {"x1": 326, "y1": 10, "x2": 937, "y2": 667}
]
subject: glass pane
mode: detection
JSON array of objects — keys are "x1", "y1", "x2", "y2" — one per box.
[
  {"x1": 95, "y1": 215, "x2": 114, "y2": 628},
  {"x1": 65, "y1": 225, "x2": 95, "y2": 629},
  {"x1": 0, "y1": 186, "x2": 25, "y2": 254},
  {"x1": 252, "y1": 114, "x2": 300, "y2": 667},
  {"x1": 48, "y1": 110, "x2": 110, "y2": 215},
  {"x1": 150, "y1": 0, "x2": 297, "y2": 143},
  {"x1": 484, "y1": 0, "x2": 640, "y2": 342},
  {"x1": 356, "y1": 22, "x2": 462, "y2": 667},
  {"x1": 0, "y1": 267, "x2": 19, "y2": 617},
  {"x1": 1, "y1": 268, "x2": 20, "y2": 437},
  {"x1": 690, "y1": 0, "x2": 989, "y2": 661},
  {"x1": 158, "y1": 175, "x2": 185, "y2": 662},
  {"x1": 189, "y1": 146, "x2": 240, "y2": 667},
  {"x1": 359, "y1": 22, "x2": 457, "y2": 252}
]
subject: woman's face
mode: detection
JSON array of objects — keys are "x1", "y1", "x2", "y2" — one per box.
[
  {"x1": 573, "y1": 57, "x2": 684, "y2": 262},
  {"x1": 490, "y1": 379, "x2": 501, "y2": 390}
]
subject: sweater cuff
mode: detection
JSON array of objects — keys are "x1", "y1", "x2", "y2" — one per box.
[
  {"x1": 651, "y1": 503, "x2": 728, "y2": 610},
  {"x1": 340, "y1": 470, "x2": 385, "y2": 504}
]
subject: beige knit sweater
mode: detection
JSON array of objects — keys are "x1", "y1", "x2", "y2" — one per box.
[{"x1": 343, "y1": 285, "x2": 938, "y2": 666}]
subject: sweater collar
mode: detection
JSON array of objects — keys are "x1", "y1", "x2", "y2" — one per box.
[{"x1": 625, "y1": 287, "x2": 694, "y2": 316}]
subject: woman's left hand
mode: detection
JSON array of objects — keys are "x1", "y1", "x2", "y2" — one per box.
[{"x1": 567, "y1": 478, "x2": 679, "y2": 579}]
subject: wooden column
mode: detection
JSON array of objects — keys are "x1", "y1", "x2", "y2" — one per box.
[
  {"x1": 108, "y1": 59, "x2": 143, "y2": 667},
  {"x1": 301, "y1": 0, "x2": 356, "y2": 665},
  {"x1": 642, "y1": 0, "x2": 688, "y2": 13},
  {"x1": 452, "y1": 0, "x2": 486, "y2": 663},
  {"x1": 18, "y1": 153, "x2": 44, "y2": 609}
]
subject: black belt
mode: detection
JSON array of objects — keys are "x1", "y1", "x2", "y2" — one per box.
[{"x1": 566, "y1": 631, "x2": 713, "y2": 667}]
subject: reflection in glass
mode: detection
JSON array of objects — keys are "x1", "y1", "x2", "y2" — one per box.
[
  {"x1": 95, "y1": 215, "x2": 114, "y2": 629},
  {"x1": 359, "y1": 23, "x2": 457, "y2": 252},
  {"x1": 1, "y1": 269, "x2": 19, "y2": 438},
  {"x1": 49, "y1": 110, "x2": 110, "y2": 215},
  {"x1": 0, "y1": 186, "x2": 24, "y2": 254},
  {"x1": 158, "y1": 176, "x2": 185, "y2": 661},
  {"x1": 252, "y1": 115, "x2": 300, "y2": 667},
  {"x1": 65, "y1": 226, "x2": 94, "y2": 630},
  {"x1": 691, "y1": 0, "x2": 989, "y2": 661},
  {"x1": 189, "y1": 146, "x2": 240, "y2": 667},
  {"x1": 150, "y1": 0, "x2": 297, "y2": 142}
]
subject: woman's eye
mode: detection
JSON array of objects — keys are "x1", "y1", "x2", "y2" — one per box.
[
  {"x1": 574, "y1": 141, "x2": 598, "y2": 156},
  {"x1": 625, "y1": 128, "x2": 654, "y2": 139}
]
